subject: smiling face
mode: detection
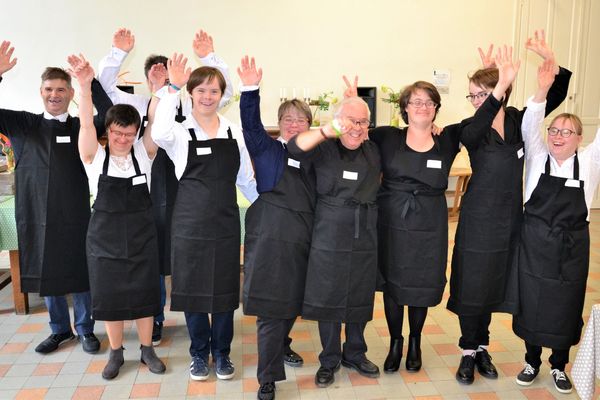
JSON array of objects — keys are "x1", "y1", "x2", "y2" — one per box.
[
  {"x1": 278, "y1": 105, "x2": 311, "y2": 142},
  {"x1": 338, "y1": 101, "x2": 370, "y2": 150},
  {"x1": 547, "y1": 116, "x2": 583, "y2": 163},
  {"x1": 405, "y1": 89, "x2": 437, "y2": 126},
  {"x1": 40, "y1": 79, "x2": 74, "y2": 116},
  {"x1": 190, "y1": 77, "x2": 223, "y2": 117},
  {"x1": 107, "y1": 123, "x2": 137, "y2": 156},
  {"x1": 467, "y1": 81, "x2": 491, "y2": 111}
]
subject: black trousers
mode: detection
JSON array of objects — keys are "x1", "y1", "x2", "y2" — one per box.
[
  {"x1": 185, "y1": 311, "x2": 234, "y2": 360},
  {"x1": 458, "y1": 313, "x2": 492, "y2": 350},
  {"x1": 318, "y1": 321, "x2": 367, "y2": 368},
  {"x1": 256, "y1": 317, "x2": 296, "y2": 384},
  {"x1": 525, "y1": 342, "x2": 569, "y2": 371}
]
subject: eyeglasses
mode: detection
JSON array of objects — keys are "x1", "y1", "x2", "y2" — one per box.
[
  {"x1": 408, "y1": 100, "x2": 437, "y2": 109},
  {"x1": 465, "y1": 91, "x2": 490, "y2": 102},
  {"x1": 281, "y1": 117, "x2": 309, "y2": 125},
  {"x1": 344, "y1": 117, "x2": 371, "y2": 129},
  {"x1": 109, "y1": 128, "x2": 137, "y2": 139},
  {"x1": 547, "y1": 127, "x2": 577, "y2": 138}
]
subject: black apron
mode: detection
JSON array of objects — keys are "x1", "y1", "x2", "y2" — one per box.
[
  {"x1": 170, "y1": 127, "x2": 241, "y2": 313},
  {"x1": 138, "y1": 101, "x2": 185, "y2": 275},
  {"x1": 15, "y1": 116, "x2": 90, "y2": 296},
  {"x1": 86, "y1": 145, "x2": 161, "y2": 321},
  {"x1": 513, "y1": 154, "x2": 589, "y2": 349},
  {"x1": 448, "y1": 130, "x2": 524, "y2": 316},
  {"x1": 243, "y1": 145, "x2": 315, "y2": 319},
  {"x1": 302, "y1": 141, "x2": 380, "y2": 323},
  {"x1": 378, "y1": 134, "x2": 449, "y2": 307}
]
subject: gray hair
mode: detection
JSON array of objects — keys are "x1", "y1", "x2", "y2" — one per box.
[{"x1": 333, "y1": 96, "x2": 371, "y2": 120}]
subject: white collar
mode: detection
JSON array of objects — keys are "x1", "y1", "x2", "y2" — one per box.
[
  {"x1": 550, "y1": 152, "x2": 576, "y2": 170},
  {"x1": 277, "y1": 136, "x2": 287, "y2": 145},
  {"x1": 43, "y1": 111, "x2": 69, "y2": 122}
]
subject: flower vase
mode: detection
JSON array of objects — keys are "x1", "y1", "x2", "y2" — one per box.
[{"x1": 390, "y1": 105, "x2": 400, "y2": 128}]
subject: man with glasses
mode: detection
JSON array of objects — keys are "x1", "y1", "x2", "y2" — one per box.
[
  {"x1": 288, "y1": 96, "x2": 381, "y2": 388},
  {"x1": 97, "y1": 28, "x2": 232, "y2": 345},
  {"x1": 0, "y1": 41, "x2": 111, "y2": 354}
]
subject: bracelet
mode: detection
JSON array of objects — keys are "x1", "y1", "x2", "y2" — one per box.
[
  {"x1": 319, "y1": 127, "x2": 328, "y2": 140},
  {"x1": 169, "y1": 83, "x2": 181, "y2": 91},
  {"x1": 331, "y1": 119, "x2": 343, "y2": 138}
]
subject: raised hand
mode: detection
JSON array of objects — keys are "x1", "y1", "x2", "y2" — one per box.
[
  {"x1": 495, "y1": 45, "x2": 520, "y2": 86},
  {"x1": 342, "y1": 75, "x2": 358, "y2": 98},
  {"x1": 66, "y1": 53, "x2": 94, "y2": 86},
  {"x1": 537, "y1": 58, "x2": 556, "y2": 92},
  {"x1": 478, "y1": 44, "x2": 495, "y2": 68},
  {"x1": 167, "y1": 53, "x2": 191, "y2": 89},
  {"x1": 192, "y1": 29, "x2": 214, "y2": 58},
  {"x1": 237, "y1": 56, "x2": 262, "y2": 86},
  {"x1": 112, "y1": 28, "x2": 135, "y2": 53},
  {"x1": 525, "y1": 29, "x2": 554, "y2": 60},
  {"x1": 148, "y1": 63, "x2": 168, "y2": 92},
  {"x1": 0, "y1": 41, "x2": 17, "y2": 75}
]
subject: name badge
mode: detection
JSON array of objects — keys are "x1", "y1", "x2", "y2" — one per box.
[
  {"x1": 517, "y1": 148, "x2": 524, "y2": 159},
  {"x1": 427, "y1": 159, "x2": 442, "y2": 169},
  {"x1": 565, "y1": 179, "x2": 581, "y2": 188},
  {"x1": 132, "y1": 175, "x2": 147, "y2": 186},
  {"x1": 343, "y1": 170, "x2": 358, "y2": 180},
  {"x1": 196, "y1": 147, "x2": 212, "y2": 156},
  {"x1": 56, "y1": 136, "x2": 70, "y2": 143},
  {"x1": 287, "y1": 158, "x2": 300, "y2": 168},
  {"x1": 143, "y1": 120, "x2": 149, "y2": 127}
]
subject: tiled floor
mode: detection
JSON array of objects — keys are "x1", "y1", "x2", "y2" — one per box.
[{"x1": 1, "y1": 214, "x2": 600, "y2": 400}]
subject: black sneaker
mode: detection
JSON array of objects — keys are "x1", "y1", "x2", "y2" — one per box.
[
  {"x1": 79, "y1": 333, "x2": 100, "y2": 354},
  {"x1": 516, "y1": 363, "x2": 539, "y2": 386},
  {"x1": 283, "y1": 347, "x2": 303, "y2": 367},
  {"x1": 152, "y1": 322, "x2": 163, "y2": 346},
  {"x1": 215, "y1": 356, "x2": 235, "y2": 380},
  {"x1": 550, "y1": 369, "x2": 573, "y2": 394},
  {"x1": 257, "y1": 381, "x2": 275, "y2": 400},
  {"x1": 35, "y1": 331, "x2": 75, "y2": 354}
]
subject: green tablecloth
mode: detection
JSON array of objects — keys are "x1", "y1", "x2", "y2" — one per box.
[{"x1": 0, "y1": 189, "x2": 251, "y2": 251}]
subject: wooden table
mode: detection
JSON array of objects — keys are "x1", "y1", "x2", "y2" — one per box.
[{"x1": 448, "y1": 167, "x2": 472, "y2": 221}]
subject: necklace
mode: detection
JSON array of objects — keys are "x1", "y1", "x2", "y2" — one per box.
[{"x1": 110, "y1": 153, "x2": 132, "y2": 171}]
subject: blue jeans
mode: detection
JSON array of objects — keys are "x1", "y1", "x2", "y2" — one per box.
[
  {"x1": 185, "y1": 311, "x2": 234, "y2": 361},
  {"x1": 44, "y1": 292, "x2": 94, "y2": 335},
  {"x1": 154, "y1": 275, "x2": 167, "y2": 324}
]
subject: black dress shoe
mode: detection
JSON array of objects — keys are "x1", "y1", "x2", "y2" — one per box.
[
  {"x1": 79, "y1": 333, "x2": 100, "y2": 354},
  {"x1": 383, "y1": 337, "x2": 403, "y2": 373},
  {"x1": 315, "y1": 363, "x2": 340, "y2": 388},
  {"x1": 406, "y1": 335, "x2": 422, "y2": 372},
  {"x1": 475, "y1": 349, "x2": 498, "y2": 379},
  {"x1": 456, "y1": 355, "x2": 476, "y2": 385},
  {"x1": 257, "y1": 381, "x2": 275, "y2": 400},
  {"x1": 283, "y1": 347, "x2": 303, "y2": 367},
  {"x1": 341, "y1": 357, "x2": 380, "y2": 378},
  {"x1": 35, "y1": 331, "x2": 75, "y2": 354}
]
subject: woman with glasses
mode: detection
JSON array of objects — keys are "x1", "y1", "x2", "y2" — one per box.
[
  {"x1": 151, "y1": 53, "x2": 258, "y2": 382},
  {"x1": 237, "y1": 56, "x2": 314, "y2": 400},
  {"x1": 366, "y1": 81, "x2": 460, "y2": 374},
  {"x1": 68, "y1": 54, "x2": 166, "y2": 380},
  {"x1": 448, "y1": 34, "x2": 572, "y2": 386},
  {"x1": 511, "y1": 59, "x2": 600, "y2": 394}
]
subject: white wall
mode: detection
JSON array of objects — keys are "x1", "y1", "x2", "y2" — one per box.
[{"x1": 0, "y1": 0, "x2": 542, "y2": 128}]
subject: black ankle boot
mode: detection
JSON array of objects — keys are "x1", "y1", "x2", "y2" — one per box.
[
  {"x1": 383, "y1": 337, "x2": 403, "y2": 373},
  {"x1": 406, "y1": 335, "x2": 422, "y2": 372}
]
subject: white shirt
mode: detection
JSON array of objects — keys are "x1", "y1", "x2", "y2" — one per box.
[
  {"x1": 43, "y1": 111, "x2": 68, "y2": 122},
  {"x1": 83, "y1": 140, "x2": 154, "y2": 200},
  {"x1": 522, "y1": 97, "x2": 600, "y2": 220},
  {"x1": 152, "y1": 91, "x2": 258, "y2": 203},
  {"x1": 96, "y1": 47, "x2": 234, "y2": 120}
]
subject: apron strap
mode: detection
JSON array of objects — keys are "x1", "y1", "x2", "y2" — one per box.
[
  {"x1": 102, "y1": 143, "x2": 142, "y2": 176},
  {"x1": 139, "y1": 101, "x2": 151, "y2": 138},
  {"x1": 188, "y1": 128, "x2": 198, "y2": 142},
  {"x1": 226, "y1": 127, "x2": 233, "y2": 139},
  {"x1": 130, "y1": 144, "x2": 142, "y2": 176},
  {"x1": 574, "y1": 152, "x2": 580, "y2": 180},
  {"x1": 544, "y1": 155, "x2": 551, "y2": 175},
  {"x1": 175, "y1": 99, "x2": 186, "y2": 123}
]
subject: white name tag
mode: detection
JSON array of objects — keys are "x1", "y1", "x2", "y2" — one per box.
[
  {"x1": 132, "y1": 175, "x2": 146, "y2": 186},
  {"x1": 427, "y1": 159, "x2": 442, "y2": 169},
  {"x1": 517, "y1": 148, "x2": 524, "y2": 159},
  {"x1": 565, "y1": 179, "x2": 581, "y2": 188},
  {"x1": 196, "y1": 147, "x2": 212, "y2": 156},
  {"x1": 143, "y1": 120, "x2": 149, "y2": 127},
  {"x1": 56, "y1": 136, "x2": 70, "y2": 143},
  {"x1": 343, "y1": 170, "x2": 358, "y2": 180},
  {"x1": 287, "y1": 158, "x2": 300, "y2": 168}
]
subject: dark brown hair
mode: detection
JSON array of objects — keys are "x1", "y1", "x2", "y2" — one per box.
[
  {"x1": 187, "y1": 67, "x2": 226, "y2": 95},
  {"x1": 105, "y1": 104, "x2": 141, "y2": 131},
  {"x1": 40, "y1": 67, "x2": 71, "y2": 87},
  {"x1": 398, "y1": 81, "x2": 441, "y2": 124},
  {"x1": 144, "y1": 54, "x2": 168, "y2": 79},
  {"x1": 469, "y1": 67, "x2": 512, "y2": 106}
]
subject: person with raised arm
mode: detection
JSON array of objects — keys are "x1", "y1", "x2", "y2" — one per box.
[
  {"x1": 152, "y1": 53, "x2": 257, "y2": 382},
  {"x1": 68, "y1": 54, "x2": 165, "y2": 380},
  {"x1": 97, "y1": 28, "x2": 234, "y2": 345},
  {"x1": 287, "y1": 96, "x2": 381, "y2": 388},
  {"x1": 512, "y1": 58, "x2": 599, "y2": 395},
  {"x1": 0, "y1": 41, "x2": 112, "y2": 355},
  {"x1": 237, "y1": 56, "x2": 315, "y2": 400}
]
